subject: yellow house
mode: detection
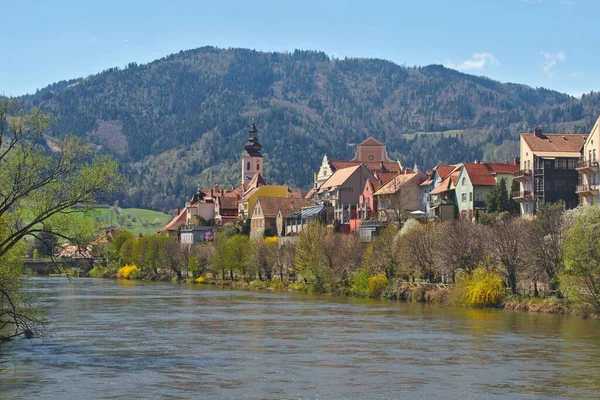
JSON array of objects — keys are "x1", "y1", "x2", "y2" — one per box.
[{"x1": 238, "y1": 185, "x2": 288, "y2": 220}]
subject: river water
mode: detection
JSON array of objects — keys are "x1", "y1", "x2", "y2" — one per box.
[{"x1": 1, "y1": 277, "x2": 600, "y2": 399}]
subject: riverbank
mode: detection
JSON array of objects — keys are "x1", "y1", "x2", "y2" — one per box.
[{"x1": 87, "y1": 264, "x2": 598, "y2": 319}]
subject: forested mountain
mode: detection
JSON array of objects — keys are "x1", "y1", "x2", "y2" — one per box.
[{"x1": 16, "y1": 46, "x2": 600, "y2": 212}]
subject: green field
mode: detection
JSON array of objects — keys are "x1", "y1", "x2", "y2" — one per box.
[
  {"x1": 402, "y1": 129, "x2": 463, "y2": 141},
  {"x1": 91, "y1": 207, "x2": 172, "y2": 236}
]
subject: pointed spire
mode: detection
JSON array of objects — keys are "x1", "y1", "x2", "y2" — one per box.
[{"x1": 413, "y1": 162, "x2": 419, "y2": 173}]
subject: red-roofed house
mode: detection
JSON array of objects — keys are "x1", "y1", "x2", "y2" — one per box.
[
  {"x1": 373, "y1": 172, "x2": 427, "y2": 221},
  {"x1": 515, "y1": 127, "x2": 586, "y2": 216},
  {"x1": 455, "y1": 160, "x2": 519, "y2": 220}
]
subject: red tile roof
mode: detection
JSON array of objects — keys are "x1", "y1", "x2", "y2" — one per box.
[
  {"x1": 319, "y1": 165, "x2": 362, "y2": 191},
  {"x1": 158, "y1": 208, "x2": 187, "y2": 233},
  {"x1": 254, "y1": 197, "x2": 310, "y2": 219},
  {"x1": 435, "y1": 165, "x2": 456, "y2": 180},
  {"x1": 359, "y1": 137, "x2": 384, "y2": 146},
  {"x1": 521, "y1": 133, "x2": 586, "y2": 154},
  {"x1": 463, "y1": 163, "x2": 496, "y2": 186},
  {"x1": 485, "y1": 162, "x2": 519, "y2": 175},
  {"x1": 217, "y1": 196, "x2": 238, "y2": 210},
  {"x1": 374, "y1": 172, "x2": 426, "y2": 195},
  {"x1": 330, "y1": 160, "x2": 401, "y2": 173}
]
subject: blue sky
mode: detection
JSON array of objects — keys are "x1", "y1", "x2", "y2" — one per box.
[{"x1": 1, "y1": 0, "x2": 597, "y2": 97}]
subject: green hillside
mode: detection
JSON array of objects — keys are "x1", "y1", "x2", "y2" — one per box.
[
  {"x1": 91, "y1": 207, "x2": 172, "y2": 236},
  {"x1": 14, "y1": 46, "x2": 600, "y2": 212}
]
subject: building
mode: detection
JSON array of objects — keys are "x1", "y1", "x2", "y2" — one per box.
[
  {"x1": 214, "y1": 195, "x2": 239, "y2": 226},
  {"x1": 514, "y1": 127, "x2": 586, "y2": 216},
  {"x1": 250, "y1": 197, "x2": 309, "y2": 238},
  {"x1": 180, "y1": 226, "x2": 214, "y2": 244},
  {"x1": 455, "y1": 161, "x2": 519, "y2": 220},
  {"x1": 237, "y1": 174, "x2": 289, "y2": 221},
  {"x1": 427, "y1": 164, "x2": 462, "y2": 221},
  {"x1": 282, "y1": 204, "x2": 334, "y2": 236},
  {"x1": 576, "y1": 117, "x2": 600, "y2": 206},
  {"x1": 242, "y1": 119, "x2": 264, "y2": 190},
  {"x1": 373, "y1": 172, "x2": 427, "y2": 221},
  {"x1": 313, "y1": 137, "x2": 402, "y2": 189},
  {"x1": 312, "y1": 164, "x2": 375, "y2": 223}
]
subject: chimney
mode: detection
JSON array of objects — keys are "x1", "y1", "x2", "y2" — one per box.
[
  {"x1": 513, "y1": 156, "x2": 520, "y2": 165},
  {"x1": 177, "y1": 206, "x2": 181, "y2": 215},
  {"x1": 534, "y1": 127, "x2": 543, "y2": 138},
  {"x1": 474, "y1": 159, "x2": 480, "y2": 164}
]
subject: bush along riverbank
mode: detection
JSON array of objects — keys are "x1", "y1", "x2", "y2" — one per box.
[{"x1": 88, "y1": 204, "x2": 600, "y2": 319}]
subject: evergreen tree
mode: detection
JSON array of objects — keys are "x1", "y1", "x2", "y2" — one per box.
[
  {"x1": 508, "y1": 179, "x2": 520, "y2": 216},
  {"x1": 486, "y1": 184, "x2": 499, "y2": 213},
  {"x1": 497, "y1": 178, "x2": 510, "y2": 213}
]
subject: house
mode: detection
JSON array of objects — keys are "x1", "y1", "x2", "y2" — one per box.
[
  {"x1": 237, "y1": 174, "x2": 289, "y2": 221},
  {"x1": 373, "y1": 172, "x2": 427, "y2": 221},
  {"x1": 214, "y1": 195, "x2": 239, "y2": 226},
  {"x1": 356, "y1": 178, "x2": 382, "y2": 220},
  {"x1": 180, "y1": 226, "x2": 214, "y2": 244},
  {"x1": 312, "y1": 137, "x2": 402, "y2": 189},
  {"x1": 455, "y1": 161, "x2": 519, "y2": 220},
  {"x1": 158, "y1": 208, "x2": 187, "y2": 237},
  {"x1": 513, "y1": 127, "x2": 586, "y2": 216},
  {"x1": 311, "y1": 164, "x2": 375, "y2": 223},
  {"x1": 427, "y1": 164, "x2": 462, "y2": 221},
  {"x1": 282, "y1": 204, "x2": 334, "y2": 236},
  {"x1": 250, "y1": 197, "x2": 309, "y2": 238},
  {"x1": 576, "y1": 116, "x2": 600, "y2": 206}
]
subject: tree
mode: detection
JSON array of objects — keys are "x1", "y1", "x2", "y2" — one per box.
[
  {"x1": 526, "y1": 203, "x2": 565, "y2": 290},
  {"x1": 294, "y1": 222, "x2": 331, "y2": 290},
  {"x1": 434, "y1": 220, "x2": 485, "y2": 283},
  {"x1": 486, "y1": 184, "x2": 499, "y2": 213},
  {"x1": 212, "y1": 235, "x2": 250, "y2": 281},
  {"x1": 363, "y1": 224, "x2": 399, "y2": 280},
  {"x1": 0, "y1": 101, "x2": 124, "y2": 340},
  {"x1": 497, "y1": 178, "x2": 509, "y2": 213},
  {"x1": 485, "y1": 216, "x2": 526, "y2": 294},
  {"x1": 562, "y1": 205, "x2": 600, "y2": 311},
  {"x1": 508, "y1": 179, "x2": 520, "y2": 216},
  {"x1": 398, "y1": 222, "x2": 438, "y2": 282}
]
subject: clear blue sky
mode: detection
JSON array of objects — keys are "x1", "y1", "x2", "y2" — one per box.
[{"x1": 1, "y1": 0, "x2": 597, "y2": 97}]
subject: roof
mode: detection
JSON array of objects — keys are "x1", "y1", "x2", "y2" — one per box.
[
  {"x1": 419, "y1": 179, "x2": 434, "y2": 187},
  {"x1": 287, "y1": 204, "x2": 327, "y2": 219},
  {"x1": 429, "y1": 177, "x2": 454, "y2": 195},
  {"x1": 158, "y1": 208, "x2": 187, "y2": 232},
  {"x1": 254, "y1": 197, "x2": 309, "y2": 219},
  {"x1": 374, "y1": 171, "x2": 399, "y2": 185},
  {"x1": 521, "y1": 132, "x2": 586, "y2": 154},
  {"x1": 288, "y1": 188, "x2": 303, "y2": 198},
  {"x1": 374, "y1": 172, "x2": 426, "y2": 195},
  {"x1": 359, "y1": 137, "x2": 384, "y2": 146},
  {"x1": 463, "y1": 163, "x2": 497, "y2": 186},
  {"x1": 217, "y1": 196, "x2": 238, "y2": 210},
  {"x1": 435, "y1": 165, "x2": 457, "y2": 180},
  {"x1": 485, "y1": 162, "x2": 519, "y2": 175},
  {"x1": 245, "y1": 173, "x2": 266, "y2": 191},
  {"x1": 365, "y1": 178, "x2": 382, "y2": 193},
  {"x1": 330, "y1": 160, "x2": 401, "y2": 173},
  {"x1": 304, "y1": 187, "x2": 317, "y2": 199},
  {"x1": 319, "y1": 164, "x2": 362, "y2": 191}
]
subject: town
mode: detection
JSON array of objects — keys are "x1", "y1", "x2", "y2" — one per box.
[{"x1": 159, "y1": 116, "x2": 600, "y2": 244}]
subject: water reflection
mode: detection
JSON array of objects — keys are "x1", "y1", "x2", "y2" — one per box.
[{"x1": 1, "y1": 277, "x2": 600, "y2": 399}]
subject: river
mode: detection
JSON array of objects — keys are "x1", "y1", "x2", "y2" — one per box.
[{"x1": 1, "y1": 277, "x2": 600, "y2": 399}]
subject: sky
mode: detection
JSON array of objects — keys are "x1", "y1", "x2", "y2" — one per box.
[{"x1": 1, "y1": 0, "x2": 598, "y2": 97}]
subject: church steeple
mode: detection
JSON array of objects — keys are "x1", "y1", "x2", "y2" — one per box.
[
  {"x1": 244, "y1": 118, "x2": 262, "y2": 157},
  {"x1": 241, "y1": 118, "x2": 264, "y2": 188}
]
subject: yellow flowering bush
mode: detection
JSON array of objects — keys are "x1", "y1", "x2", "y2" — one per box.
[
  {"x1": 454, "y1": 267, "x2": 504, "y2": 307},
  {"x1": 368, "y1": 273, "x2": 389, "y2": 298},
  {"x1": 117, "y1": 264, "x2": 139, "y2": 279}
]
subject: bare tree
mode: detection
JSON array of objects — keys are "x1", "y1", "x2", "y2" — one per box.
[
  {"x1": 398, "y1": 222, "x2": 439, "y2": 282},
  {"x1": 434, "y1": 220, "x2": 485, "y2": 283},
  {"x1": 485, "y1": 216, "x2": 526, "y2": 294}
]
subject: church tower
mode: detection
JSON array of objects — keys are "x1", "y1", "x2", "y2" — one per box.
[{"x1": 241, "y1": 119, "x2": 263, "y2": 188}]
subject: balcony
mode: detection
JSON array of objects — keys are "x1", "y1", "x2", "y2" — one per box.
[
  {"x1": 576, "y1": 159, "x2": 599, "y2": 173},
  {"x1": 473, "y1": 200, "x2": 486, "y2": 209},
  {"x1": 428, "y1": 197, "x2": 455, "y2": 208},
  {"x1": 513, "y1": 190, "x2": 533, "y2": 202},
  {"x1": 513, "y1": 169, "x2": 532, "y2": 182},
  {"x1": 576, "y1": 184, "x2": 600, "y2": 197}
]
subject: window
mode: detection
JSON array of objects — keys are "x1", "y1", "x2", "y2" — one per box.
[
  {"x1": 462, "y1": 177, "x2": 466, "y2": 186},
  {"x1": 469, "y1": 192, "x2": 473, "y2": 201},
  {"x1": 594, "y1": 149, "x2": 597, "y2": 162},
  {"x1": 246, "y1": 161, "x2": 250, "y2": 171},
  {"x1": 256, "y1": 162, "x2": 260, "y2": 171},
  {"x1": 461, "y1": 193, "x2": 467, "y2": 202},
  {"x1": 476, "y1": 193, "x2": 481, "y2": 201},
  {"x1": 556, "y1": 158, "x2": 567, "y2": 169}
]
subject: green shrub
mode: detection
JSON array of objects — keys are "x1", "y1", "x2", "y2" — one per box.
[
  {"x1": 291, "y1": 282, "x2": 310, "y2": 292},
  {"x1": 351, "y1": 268, "x2": 371, "y2": 297},
  {"x1": 368, "y1": 273, "x2": 389, "y2": 298},
  {"x1": 249, "y1": 279, "x2": 267, "y2": 289}
]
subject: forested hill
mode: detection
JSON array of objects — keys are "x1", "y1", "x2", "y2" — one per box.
[{"x1": 17, "y1": 46, "x2": 600, "y2": 212}]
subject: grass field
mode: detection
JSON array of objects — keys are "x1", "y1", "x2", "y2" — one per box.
[
  {"x1": 402, "y1": 129, "x2": 463, "y2": 140},
  {"x1": 91, "y1": 207, "x2": 172, "y2": 236}
]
